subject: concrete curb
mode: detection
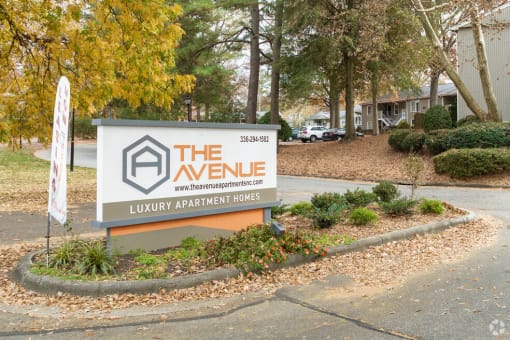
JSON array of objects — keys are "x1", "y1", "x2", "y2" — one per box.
[{"x1": 14, "y1": 209, "x2": 476, "y2": 297}]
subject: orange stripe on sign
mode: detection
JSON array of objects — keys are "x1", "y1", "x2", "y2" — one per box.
[{"x1": 110, "y1": 209, "x2": 264, "y2": 236}]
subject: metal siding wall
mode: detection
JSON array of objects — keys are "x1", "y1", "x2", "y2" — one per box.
[
  {"x1": 485, "y1": 23, "x2": 510, "y2": 121},
  {"x1": 457, "y1": 18, "x2": 510, "y2": 122}
]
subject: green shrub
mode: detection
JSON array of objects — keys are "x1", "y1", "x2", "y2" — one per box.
[
  {"x1": 433, "y1": 148, "x2": 510, "y2": 178},
  {"x1": 271, "y1": 204, "x2": 289, "y2": 217},
  {"x1": 419, "y1": 199, "x2": 444, "y2": 214},
  {"x1": 289, "y1": 201, "x2": 314, "y2": 217},
  {"x1": 444, "y1": 123, "x2": 510, "y2": 150},
  {"x1": 204, "y1": 224, "x2": 327, "y2": 272},
  {"x1": 388, "y1": 130, "x2": 411, "y2": 151},
  {"x1": 372, "y1": 181, "x2": 400, "y2": 202},
  {"x1": 400, "y1": 131, "x2": 426, "y2": 153},
  {"x1": 425, "y1": 129, "x2": 450, "y2": 155},
  {"x1": 75, "y1": 116, "x2": 97, "y2": 139},
  {"x1": 396, "y1": 120, "x2": 411, "y2": 129},
  {"x1": 379, "y1": 198, "x2": 417, "y2": 216},
  {"x1": 343, "y1": 189, "x2": 377, "y2": 207},
  {"x1": 311, "y1": 204, "x2": 346, "y2": 229},
  {"x1": 349, "y1": 207, "x2": 378, "y2": 226},
  {"x1": 424, "y1": 105, "x2": 452, "y2": 133},
  {"x1": 180, "y1": 236, "x2": 204, "y2": 251},
  {"x1": 456, "y1": 115, "x2": 480, "y2": 127},
  {"x1": 134, "y1": 253, "x2": 160, "y2": 266},
  {"x1": 76, "y1": 240, "x2": 115, "y2": 275},
  {"x1": 310, "y1": 192, "x2": 346, "y2": 210},
  {"x1": 50, "y1": 238, "x2": 83, "y2": 269},
  {"x1": 257, "y1": 112, "x2": 292, "y2": 141}
]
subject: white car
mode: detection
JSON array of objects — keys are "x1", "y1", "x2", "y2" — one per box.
[{"x1": 298, "y1": 126, "x2": 328, "y2": 143}]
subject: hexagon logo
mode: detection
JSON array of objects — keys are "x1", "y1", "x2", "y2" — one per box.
[{"x1": 122, "y1": 135, "x2": 170, "y2": 194}]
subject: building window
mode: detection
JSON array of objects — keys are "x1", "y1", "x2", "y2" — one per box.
[
  {"x1": 367, "y1": 121, "x2": 373, "y2": 130},
  {"x1": 355, "y1": 115, "x2": 362, "y2": 126},
  {"x1": 367, "y1": 105, "x2": 372, "y2": 115},
  {"x1": 411, "y1": 101, "x2": 419, "y2": 113}
]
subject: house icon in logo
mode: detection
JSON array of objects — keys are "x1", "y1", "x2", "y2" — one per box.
[{"x1": 122, "y1": 135, "x2": 170, "y2": 194}]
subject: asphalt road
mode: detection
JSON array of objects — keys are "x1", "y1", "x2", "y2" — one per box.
[{"x1": 2, "y1": 143, "x2": 508, "y2": 339}]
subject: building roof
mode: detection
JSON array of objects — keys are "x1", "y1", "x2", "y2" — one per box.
[
  {"x1": 361, "y1": 83, "x2": 457, "y2": 105},
  {"x1": 307, "y1": 105, "x2": 362, "y2": 120}
]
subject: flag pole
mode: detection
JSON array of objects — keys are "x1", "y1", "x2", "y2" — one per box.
[
  {"x1": 46, "y1": 213, "x2": 51, "y2": 267},
  {"x1": 70, "y1": 108, "x2": 75, "y2": 172}
]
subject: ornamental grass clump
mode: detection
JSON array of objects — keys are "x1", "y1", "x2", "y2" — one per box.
[
  {"x1": 349, "y1": 207, "x2": 378, "y2": 226},
  {"x1": 289, "y1": 201, "x2": 314, "y2": 217},
  {"x1": 379, "y1": 198, "x2": 417, "y2": 217},
  {"x1": 76, "y1": 240, "x2": 115, "y2": 276},
  {"x1": 419, "y1": 199, "x2": 445, "y2": 215},
  {"x1": 311, "y1": 203, "x2": 347, "y2": 229},
  {"x1": 47, "y1": 238, "x2": 115, "y2": 276},
  {"x1": 343, "y1": 188, "x2": 377, "y2": 208}
]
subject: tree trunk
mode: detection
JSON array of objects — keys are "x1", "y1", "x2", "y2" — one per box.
[
  {"x1": 246, "y1": 2, "x2": 260, "y2": 124},
  {"x1": 345, "y1": 53, "x2": 355, "y2": 139},
  {"x1": 411, "y1": 0, "x2": 488, "y2": 121},
  {"x1": 429, "y1": 69, "x2": 440, "y2": 107},
  {"x1": 371, "y1": 72, "x2": 379, "y2": 136},
  {"x1": 469, "y1": 5, "x2": 500, "y2": 121},
  {"x1": 270, "y1": 0, "x2": 283, "y2": 126},
  {"x1": 330, "y1": 80, "x2": 341, "y2": 129}
]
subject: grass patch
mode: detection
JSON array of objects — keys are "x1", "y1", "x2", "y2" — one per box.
[{"x1": 0, "y1": 146, "x2": 96, "y2": 212}]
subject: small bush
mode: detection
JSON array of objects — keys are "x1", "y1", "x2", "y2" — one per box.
[
  {"x1": 258, "y1": 112, "x2": 292, "y2": 141},
  {"x1": 456, "y1": 115, "x2": 480, "y2": 127},
  {"x1": 343, "y1": 188, "x2": 377, "y2": 207},
  {"x1": 50, "y1": 238, "x2": 83, "y2": 269},
  {"x1": 204, "y1": 224, "x2": 327, "y2": 272},
  {"x1": 349, "y1": 207, "x2": 378, "y2": 226},
  {"x1": 405, "y1": 153, "x2": 424, "y2": 199},
  {"x1": 444, "y1": 123, "x2": 510, "y2": 150},
  {"x1": 388, "y1": 130, "x2": 411, "y2": 151},
  {"x1": 424, "y1": 105, "x2": 452, "y2": 133},
  {"x1": 372, "y1": 181, "x2": 400, "y2": 202},
  {"x1": 76, "y1": 240, "x2": 115, "y2": 275},
  {"x1": 380, "y1": 198, "x2": 417, "y2": 216},
  {"x1": 425, "y1": 129, "x2": 450, "y2": 155},
  {"x1": 311, "y1": 204, "x2": 346, "y2": 228},
  {"x1": 311, "y1": 192, "x2": 346, "y2": 210},
  {"x1": 419, "y1": 199, "x2": 444, "y2": 214},
  {"x1": 400, "y1": 131, "x2": 426, "y2": 153},
  {"x1": 271, "y1": 204, "x2": 289, "y2": 217},
  {"x1": 396, "y1": 120, "x2": 411, "y2": 129},
  {"x1": 433, "y1": 148, "x2": 510, "y2": 178},
  {"x1": 289, "y1": 201, "x2": 314, "y2": 217}
]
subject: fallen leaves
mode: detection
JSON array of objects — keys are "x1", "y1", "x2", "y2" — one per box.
[
  {"x1": 0, "y1": 216, "x2": 500, "y2": 316},
  {"x1": 278, "y1": 135, "x2": 510, "y2": 187}
]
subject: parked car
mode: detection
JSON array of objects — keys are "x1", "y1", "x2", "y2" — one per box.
[
  {"x1": 322, "y1": 128, "x2": 346, "y2": 141},
  {"x1": 287, "y1": 127, "x2": 299, "y2": 141},
  {"x1": 298, "y1": 126, "x2": 328, "y2": 143},
  {"x1": 322, "y1": 128, "x2": 364, "y2": 141}
]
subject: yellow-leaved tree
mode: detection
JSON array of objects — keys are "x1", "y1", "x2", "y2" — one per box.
[{"x1": 0, "y1": 0, "x2": 195, "y2": 148}]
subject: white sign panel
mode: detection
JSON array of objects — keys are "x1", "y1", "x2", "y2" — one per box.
[
  {"x1": 48, "y1": 76, "x2": 70, "y2": 224},
  {"x1": 95, "y1": 123, "x2": 278, "y2": 224}
]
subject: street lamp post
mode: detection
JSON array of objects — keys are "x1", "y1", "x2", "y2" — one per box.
[{"x1": 185, "y1": 95, "x2": 192, "y2": 122}]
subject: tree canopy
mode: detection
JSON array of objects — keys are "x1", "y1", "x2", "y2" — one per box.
[{"x1": 0, "y1": 0, "x2": 194, "y2": 147}]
